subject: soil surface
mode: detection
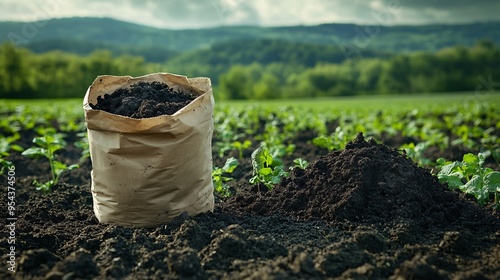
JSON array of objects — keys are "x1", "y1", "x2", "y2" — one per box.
[
  {"x1": 90, "y1": 81, "x2": 197, "y2": 118},
  {"x1": 1, "y1": 132, "x2": 499, "y2": 279}
]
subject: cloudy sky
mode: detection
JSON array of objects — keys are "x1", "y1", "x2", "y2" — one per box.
[{"x1": 1, "y1": 0, "x2": 499, "y2": 29}]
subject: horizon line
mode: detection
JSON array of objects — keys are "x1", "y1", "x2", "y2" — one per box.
[{"x1": 1, "y1": 16, "x2": 499, "y2": 31}]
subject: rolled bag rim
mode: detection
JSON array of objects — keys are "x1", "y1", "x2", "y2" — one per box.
[{"x1": 83, "y1": 72, "x2": 214, "y2": 133}]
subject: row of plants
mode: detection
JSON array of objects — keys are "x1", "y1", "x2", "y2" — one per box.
[{"x1": 0, "y1": 100, "x2": 498, "y2": 207}]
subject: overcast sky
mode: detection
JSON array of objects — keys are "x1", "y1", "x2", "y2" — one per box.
[{"x1": 1, "y1": 0, "x2": 499, "y2": 29}]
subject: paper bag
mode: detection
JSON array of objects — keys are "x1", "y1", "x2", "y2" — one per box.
[{"x1": 83, "y1": 73, "x2": 214, "y2": 227}]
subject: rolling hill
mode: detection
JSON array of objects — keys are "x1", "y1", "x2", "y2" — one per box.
[{"x1": 1, "y1": 17, "x2": 499, "y2": 62}]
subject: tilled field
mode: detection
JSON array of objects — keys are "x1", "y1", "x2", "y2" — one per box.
[{"x1": 1, "y1": 129, "x2": 499, "y2": 279}]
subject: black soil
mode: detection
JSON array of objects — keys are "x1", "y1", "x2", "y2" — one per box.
[
  {"x1": 1, "y1": 132, "x2": 499, "y2": 279},
  {"x1": 90, "y1": 81, "x2": 197, "y2": 118},
  {"x1": 223, "y1": 134, "x2": 497, "y2": 230}
]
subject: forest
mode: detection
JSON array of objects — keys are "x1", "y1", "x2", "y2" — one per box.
[
  {"x1": 2, "y1": 18, "x2": 499, "y2": 54},
  {"x1": 0, "y1": 39, "x2": 498, "y2": 99}
]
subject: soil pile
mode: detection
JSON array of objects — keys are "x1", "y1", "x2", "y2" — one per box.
[
  {"x1": 224, "y1": 133, "x2": 497, "y2": 230},
  {"x1": 90, "y1": 81, "x2": 197, "y2": 118}
]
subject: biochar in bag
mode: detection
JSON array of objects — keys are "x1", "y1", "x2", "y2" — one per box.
[{"x1": 83, "y1": 73, "x2": 214, "y2": 227}]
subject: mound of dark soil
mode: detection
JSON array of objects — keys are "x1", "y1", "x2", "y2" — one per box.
[
  {"x1": 223, "y1": 133, "x2": 497, "y2": 230},
  {"x1": 90, "y1": 81, "x2": 197, "y2": 118}
]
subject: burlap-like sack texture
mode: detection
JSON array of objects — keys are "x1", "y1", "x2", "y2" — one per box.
[{"x1": 83, "y1": 73, "x2": 214, "y2": 227}]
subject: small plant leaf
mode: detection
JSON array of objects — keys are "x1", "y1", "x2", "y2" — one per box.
[
  {"x1": 251, "y1": 146, "x2": 273, "y2": 172},
  {"x1": 68, "y1": 164, "x2": 79, "y2": 170},
  {"x1": 242, "y1": 140, "x2": 252, "y2": 149},
  {"x1": 436, "y1": 158, "x2": 449, "y2": 166},
  {"x1": 0, "y1": 159, "x2": 13, "y2": 174},
  {"x1": 462, "y1": 153, "x2": 480, "y2": 176},
  {"x1": 53, "y1": 161, "x2": 68, "y2": 171},
  {"x1": 438, "y1": 161, "x2": 464, "y2": 179},
  {"x1": 21, "y1": 147, "x2": 45, "y2": 158},
  {"x1": 484, "y1": 172, "x2": 500, "y2": 192},
  {"x1": 270, "y1": 176, "x2": 281, "y2": 184},
  {"x1": 462, "y1": 153, "x2": 478, "y2": 165},
  {"x1": 437, "y1": 175, "x2": 464, "y2": 189},
  {"x1": 478, "y1": 152, "x2": 486, "y2": 166},
  {"x1": 10, "y1": 144, "x2": 24, "y2": 152},
  {"x1": 33, "y1": 136, "x2": 48, "y2": 147},
  {"x1": 0, "y1": 159, "x2": 12, "y2": 167},
  {"x1": 460, "y1": 175, "x2": 482, "y2": 195},
  {"x1": 312, "y1": 135, "x2": 335, "y2": 151},
  {"x1": 293, "y1": 158, "x2": 309, "y2": 169},
  {"x1": 222, "y1": 157, "x2": 238, "y2": 173},
  {"x1": 34, "y1": 179, "x2": 55, "y2": 193},
  {"x1": 259, "y1": 167, "x2": 273, "y2": 176},
  {"x1": 270, "y1": 157, "x2": 283, "y2": 168}
]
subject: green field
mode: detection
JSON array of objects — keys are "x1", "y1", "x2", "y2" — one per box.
[
  {"x1": 218, "y1": 91, "x2": 500, "y2": 113},
  {"x1": 2, "y1": 91, "x2": 499, "y2": 113},
  {"x1": 2, "y1": 91, "x2": 498, "y2": 204},
  {"x1": 1, "y1": 90, "x2": 499, "y2": 280}
]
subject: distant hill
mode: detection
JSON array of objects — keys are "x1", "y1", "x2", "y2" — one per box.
[
  {"x1": 162, "y1": 39, "x2": 391, "y2": 83},
  {"x1": 168, "y1": 39, "x2": 389, "y2": 67},
  {"x1": 1, "y1": 17, "x2": 500, "y2": 62},
  {"x1": 25, "y1": 39, "x2": 180, "y2": 62}
]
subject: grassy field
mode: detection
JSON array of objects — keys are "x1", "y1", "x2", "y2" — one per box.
[
  {"x1": 221, "y1": 91, "x2": 500, "y2": 113},
  {"x1": 1, "y1": 90, "x2": 498, "y2": 208},
  {"x1": 2, "y1": 91, "x2": 499, "y2": 114}
]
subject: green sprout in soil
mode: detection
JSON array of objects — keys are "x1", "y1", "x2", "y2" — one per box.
[
  {"x1": 292, "y1": 158, "x2": 309, "y2": 170},
  {"x1": 400, "y1": 142, "x2": 431, "y2": 167},
  {"x1": 437, "y1": 153, "x2": 500, "y2": 208},
  {"x1": 22, "y1": 135, "x2": 79, "y2": 193},
  {"x1": 312, "y1": 135, "x2": 336, "y2": 152},
  {"x1": 0, "y1": 135, "x2": 23, "y2": 175},
  {"x1": 231, "y1": 140, "x2": 252, "y2": 159},
  {"x1": 249, "y1": 146, "x2": 288, "y2": 190},
  {"x1": 212, "y1": 157, "x2": 239, "y2": 197}
]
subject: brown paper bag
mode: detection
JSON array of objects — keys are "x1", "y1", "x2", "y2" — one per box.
[{"x1": 83, "y1": 73, "x2": 214, "y2": 227}]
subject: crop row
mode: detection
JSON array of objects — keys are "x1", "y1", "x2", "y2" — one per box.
[{"x1": 0, "y1": 100, "x2": 498, "y2": 207}]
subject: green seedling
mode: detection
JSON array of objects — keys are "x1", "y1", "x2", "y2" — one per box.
[
  {"x1": 312, "y1": 135, "x2": 335, "y2": 152},
  {"x1": 450, "y1": 124, "x2": 478, "y2": 149},
  {"x1": 269, "y1": 143, "x2": 296, "y2": 158},
  {"x1": 212, "y1": 157, "x2": 239, "y2": 197},
  {"x1": 21, "y1": 135, "x2": 79, "y2": 193},
  {"x1": 249, "y1": 146, "x2": 288, "y2": 190},
  {"x1": 292, "y1": 158, "x2": 309, "y2": 170},
  {"x1": 437, "y1": 153, "x2": 500, "y2": 208},
  {"x1": 0, "y1": 135, "x2": 24, "y2": 175},
  {"x1": 400, "y1": 142, "x2": 431, "y2": 166},
  {"x1": 231, "y1": 140, "x2": 252, "y2": 159},
  {"x1": 59, "y1": 118, "x2": 85, "y2": 132},
  {"x1": 35, "y1": 125, "x2": 58, "y2": 136}
]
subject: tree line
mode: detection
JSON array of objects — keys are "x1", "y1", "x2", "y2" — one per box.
[
  {"x1": 0, "y1": 40, "x2": 498, "y2": 99},
  {"x1": 217, "y1": 40, "x2": 500, "y2": 99}
]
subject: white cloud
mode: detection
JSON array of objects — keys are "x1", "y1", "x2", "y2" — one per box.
[
  {"x1": 0, "y1": 0, "x2": 498, "y2": 28},
  {"x1": 248, "y1": 0, "x2": 341, "y2": 26}
]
